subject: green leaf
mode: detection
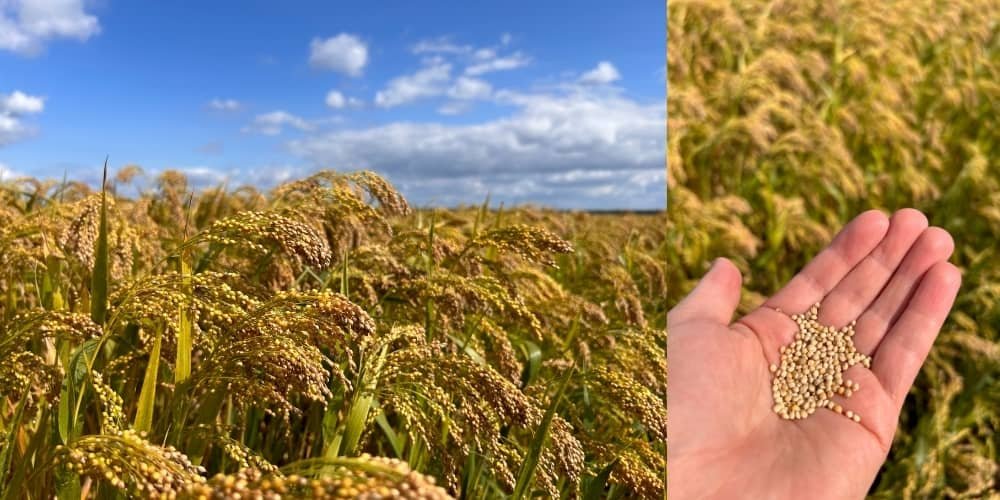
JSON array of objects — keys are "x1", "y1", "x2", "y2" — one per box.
[
  {"x1": 185, "y1": 387, "x2": 227, "y2": 465},
  {"x1": 175, "y1": 307, "x2": 192, "y2": 383},
  {"x1": 583, "y1": 459, "x2": 619, "y2": 500},
  {"x1": 493, "y1": 201, "x2": 504, "y2": 228},
  {"x1": 4, "y1": 284, "x2": 15, "y2": 321},
  {"x1": 134, "y1": 325, "x2": 163, "y2": 433},
  {"x1": 54, "y1": 468, "x2": 81, "y2": 500},
  {"x1": 425, "y1": 210, "x2": 436, "y2": 272},
  {"x1": 327, "y1": 344, "x2": 388, "y2": 458},
  {"x1": 47, "y1": 256, "x2": 65, "y2": 311},
  {"x1": 340, "y1": 247, "x2": 350, "y2": 296},
  {"x1": 374, "y1": 409, "x2": 405, "y2": 458},
  {"x1": 90, "y1": 159, "x2": 110, "y2": 325},
  {"x1": 446, "y1": 332, "x2": 487, "y2": 365},
  {"x1": 472, "y1": 194, "x2": 490, "y2": 237},
  {"x1": 341, "y1": 365, "x2": 382, "y2": 455},
  {"x1": 175, "y1": 258, "x2": 192, "y2": 383},
  {"x1": 519, "y1": 340, "x2": 543, "y2": 387},
  {"x1": 512, "y1": 364, "x2": 575, "y2": 500},
  {"x1": 3, "y1": 407, "x2": 52, "y2": 500},
  {"x1": 58, "y1": 338, "x2": 100, "y2": 444},
  {"x1": 0, "y1": 390, "x2": 30, "y2": 498}
]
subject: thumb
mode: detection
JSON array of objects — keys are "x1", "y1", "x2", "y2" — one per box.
[{"x1": 669, "y1": 258, "x2": 743, "y2": 326}]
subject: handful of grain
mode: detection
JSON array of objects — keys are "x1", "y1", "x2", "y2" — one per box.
[{"x1": 769, "y1": 303, "x2": 872, "y2": 423}]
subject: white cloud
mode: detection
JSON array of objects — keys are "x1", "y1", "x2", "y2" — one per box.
[
  {"x1": 242, "y1": 111, "x2": 314, "y2": 136},
  {"x1": 176, "y1": 166, "x2": 228, "y2": 185},
  {"x1": 579, "y1": 61, "x2": 621, "y2": 84},
  {"x1": 308, "y1": 34, "x2": 368, "y2": 76},
  {"x1": 0, "y1": 114, "x2": 25, "y2": 145},
  {"x1": 447, "y1": 77, "x2": 492, "y2": 100},
  {"x1": 411, "y1": 37, "x2": 471, "y2": 55},
  {"x1": 437, "y1": 101, "x2": 469, "y2": 116},
  {"x1": 1, "y1": 90, "x2": 44, "y2": 114},
  {"x1": 0, "y1": 0, "x2": 100, "y2": 55},
  {"x1": 325, "y1": 90, "x2": 362, "y2": 109},
  {"x1": 288, "y1": 88, "x2": 665, "y2": 208},
  {"x1": 325, "y1": 90, "x2": 346, "y2": 109},
  {"x1": 473, "y1": 48, "x2": 496, "y2": 60},
  {"x1": 0, "y1": 90, "x2": 45, "y2": 146},
  {"x1": 465, "y1": 52, "x2": 530, "y2": 75},
  {"x1": 411, "y1": 36, "x2": 528, "y2": 76},
  {"x1": 207, "y1": 98, "x2": 242, "y2": 111},
  {"x1": 375, "y1": 61, "x2": 452, "y2": 108},
  {"x1": 160, "y1": 165, "x2": 298, "y2": 189}
]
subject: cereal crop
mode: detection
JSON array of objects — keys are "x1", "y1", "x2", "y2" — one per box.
[
  {"x1": 0, "y1": 169, "x2": 666, "y2": 498},
  {"x1": 669, "y1": 0, "x2": 1000, "y2": 496}
]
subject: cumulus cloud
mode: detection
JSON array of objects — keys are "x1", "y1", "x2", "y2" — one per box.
[
  {"x1": 0, "y1": 0, "x2": 100, "y2": 55},
  {"x1": 175, "y1": 166, "x2": 228, "y2": 186},
  {"x1": 2, "y1": 90, "x2": 44, "y2": 114},
  {"x1": 325, "y1": 90, "x2": 346, "y2": 109},
  {"x1": 579, "y1": 61, "x2": 621, "y2": 84},
  {"x1": 242, "y1": 111, "x2": 314, "y2": 136},
  {"x1": 288, "y1": 89, "x2": 665, "y2": 208},
  {"x1": 410, "y1": 35, "x2": 528, "y2": 76},
  {"x1": 207, "y1": 98, "x2": 242, "y2": 111},
  {"x1": 374, "y1": 61, "x2": 452, "y2": 108},
  {"x1": 309, "y1": 33, "x2": 368, "y2": 76},
  {"x1": 363, "y1": 167, "x2": 664, "y2": 209},
  {"x1": 324, "y1": 90, "x2": 362, "y2": 109},
  {"x1": 434, "y1": 77, "x2": 492, "y2": 115},
  {"x1": 390, "y1": 36, "x2": 525, "y2": 107},
  {"x1": 447, "y1": 77, "x2": 492, "y2": 100},
  {"x1": 411, "y1": 37, "x2": 472, "y2": 55},
  {"x1": 473, "y1": 48, "x2": 496, "y2": 60},
  {"x1": 465, "y1": 52, "x2": 530, "y2": 75},
  {"x1": 0, "y1": 90, "x2": 45, "y2": 146},
  {"x1": 437, "y1": 101, "x2": 469, "y2": 116},
  {"x1": 163, "y1": 165, "x2": 297, "y2": 190}
]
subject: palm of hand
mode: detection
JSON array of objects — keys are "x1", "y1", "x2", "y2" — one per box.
[{"x1": 668, "y1": 210, "x2": 961, "y2": 500}]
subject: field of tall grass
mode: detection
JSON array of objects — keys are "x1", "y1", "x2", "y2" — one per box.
[
  {"x1": 669, "y1": 0, "x2": 998, "y2": 496},
  {"x1": 0, "y1": 169, "x2": 665, "y2": 498}
]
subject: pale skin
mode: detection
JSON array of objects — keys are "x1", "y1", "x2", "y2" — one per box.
[{"x1": 667, "y1": 209, "x2": 962, "y2": 499}]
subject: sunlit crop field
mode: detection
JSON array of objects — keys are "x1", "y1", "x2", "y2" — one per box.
[
  {"x1": 669, "y1": 0, "x2": 999, "y2": 496},
  {"x1": 0, "y1": 169, "x2": 665, "y2": 498}
]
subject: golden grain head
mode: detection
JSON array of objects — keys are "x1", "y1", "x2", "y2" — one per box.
[{"x1": 0, "y1": 167, "x2": 664, "y2": 498}]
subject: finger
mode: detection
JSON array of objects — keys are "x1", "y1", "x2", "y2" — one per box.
[
  {"x1": 872, "y1": 261, "x2": 961, "y2": 409},
  {"x1": 740, "y1": 210, "x2": 890, "y2": 350},
  {"x1": 852, "y1": 227, "x2": 955, "y2": 355},
  {"x1": 765, "y1": 210, "x2": 890, "y2": 314},
  {"x1": 668, "y1": 258, "x2": 742, "y2": 326},
  {"x1": 817, "y1": 209, "x2": 927, "y2": 329}
]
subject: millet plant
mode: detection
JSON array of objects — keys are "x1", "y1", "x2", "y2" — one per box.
[
  {"x1": 0, "y1": 167, "x2": 666, "y2": 498},
  {"x1": 668, "y1": 0, "x2": 999, "y2": 496}
]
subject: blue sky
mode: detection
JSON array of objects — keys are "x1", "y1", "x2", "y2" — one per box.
[{"x1": 0, "y1": 1, "x2": 665, "y2": 209}]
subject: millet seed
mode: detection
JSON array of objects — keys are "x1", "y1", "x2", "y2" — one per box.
[{"x1": 769, "y1": 303, "x2": 871, "y2": 424}]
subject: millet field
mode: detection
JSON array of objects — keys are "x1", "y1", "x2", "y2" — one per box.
[
  {"x1": 0, "y1": 169, "x2": 666, "y2": 498},
  {"x1": 669, "y1": 0, "x2": 999, "y2": 497}
]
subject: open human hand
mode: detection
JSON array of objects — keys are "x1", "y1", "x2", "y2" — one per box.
[{"x1": 667, "y1": 209, "x2": 962, "y2": 499}]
